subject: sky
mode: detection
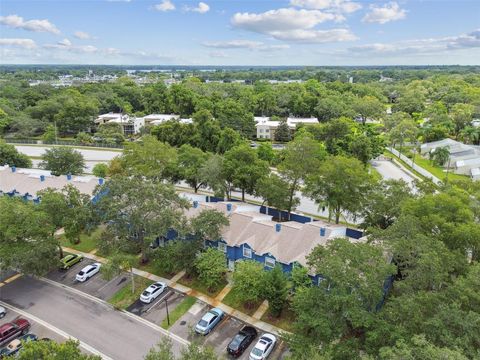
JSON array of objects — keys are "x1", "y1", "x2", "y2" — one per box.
[{"x1": 0, "y1": 0, "x2": 479, "y2": 66}]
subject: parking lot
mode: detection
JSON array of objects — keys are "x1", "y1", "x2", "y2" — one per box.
[
  {"x1": 45, "y1": 261, "x2": 289, "y2": 359},
  {"x1": 46, "y1": 258, "x2": 129, "y2": 301},
  {"x1": 170, "y1": 301, "x2": 288, "y2": 359},
  {"x1": 0, "y1": 307, "x2": 65, "y2": 344},
  {"x1": 127, "y1": 287, "x2": 185, "y2": 325}
]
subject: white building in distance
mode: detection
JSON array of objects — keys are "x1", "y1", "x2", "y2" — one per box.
[{"x1": 255, "y1": 116, "x2": 319, "y2": 140}]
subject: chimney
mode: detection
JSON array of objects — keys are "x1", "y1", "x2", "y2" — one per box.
[
  {"x1": 193, "y1": 200, "x2": 199, "y2": 208},
  {"x1": 40, "y1": 175, "x2": 45, "y2": 182},
  {"x1": 98, "y1": 178, "x2": 104, "y2": 185},
  {"x1": 320, "y1": 227, "x2": 326, "y2": 237},
  {"x1": 226, "y1": 203, "x2": 232, "y2": 212},
  {"x1": 275, "y1": 223, "x2": 282, "y2": 233},
  {"x1": 67, "y1": 173, "x2": 72, "y2": 180},
  {"x1": 11, "y1": 166, "x2": 16, "y2": 172}
]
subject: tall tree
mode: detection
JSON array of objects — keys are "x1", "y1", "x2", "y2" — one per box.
[
  {"x1": 232, "y1": 260, "x2": 266, "y2": 308},
  {"x1": 306, "y1": 155, "x2": 376, "y2": 224},
  {"x1": 0, "y1": 197, "x2": 59, "y2": 276},
  {"x1": 195, "y1": 247, "x2": 227, "y2": 292},
  {"x1": 40, "y1": 146, "x2": 85, "y2": 176},
  {"x1": 177, "y1": 144, "x2": 209, "y2": 193},
  {"x1": 95, "y1": 176, "x2": 190, "y2": 262},
  {"x1": 264, "y1": 265, "x2": 289, "y2": 317},
  {"x1": 223, "y1": 144, "x2": 269, "y2": 201},
  {"x1": 278, "y1": 132, "x2": 326, "y2": 219},
  {"x1": 274, "y1": 118, "x2": 292, "y2": 142}
]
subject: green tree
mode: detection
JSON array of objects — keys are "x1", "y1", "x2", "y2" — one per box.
[
  {"x1": 177, "y1": 144, "x2": 209, "y2": 193},
  {"x1": 306, "y1": 155, "x2": 376, "y2": 224},
  {"x1": 92, "y1": 163, "x2": 109, "y2": 178},
  {"x1": 121, "y1": 135, "x2": 178, "y2": 181},
  {"x1": 95, "y1": 176, "x2": 190, "y2": 262},
  {"x1": 96, "y1": 122, "x2": 125, "y2": 144},
  {"x1": 278, "y1": 133, "x2": 326, "y2": 219},
  {"x1": 256, "y1": 142, "x2": 276, "y2": 164},
  {"x1": 450, "y1": 103, "x2": 474, "y2": 139},
  {"x1": 101, "y1": 251, "x2": 138, "y2": 294},
  {"x1": 40, "y1": 146, "x2": 85, "y2": 175},
  {"x1": 289, "y1": 239, "x2": 395, "y2": 356},
  {"x1": 290, "y1": 265, "x2": 312, "y2": 291},
  {"x1": 0, "y1": 197, "x2": 59, "y2": 276},
  {"x1": 256, "y1": 173, "x2": 298, "y2": 221},
  {"x1": 232, "y1": 260, "x2": 266, "y2": 308},
  {"x1": 195, "y1": 247, "x2": 227, "y2": 291},
  {"x1": 0, "y1": 140, "x2": 32, "y2": 168},
  {"x1": 430, "y1": 146, "x2": 450, "y2": 166},
  {"x1": 389, "y1": 119, "x2": 418, "y2": 152},
  {"x1": 216, "y1": 127, "x2": 243, "y2": 154},
  {"x1": 353, "y1": 95, "x2": 384, "y2": 125},
  {"x1": 264, "y1": 265, "x2": 289, "y2": 317},
  {"x1": 199, "y1": 154, "x2": 233, "y2": 200},
  {"x1": 361, "y1": 179, "x2": 413, "y2": 230},
  {"x1": 274, "y1": 118, "x2": 292, "y2": 142},
  {"x1": 378, "y1": 335, "x2": 468, "y2": 360},
  {"x1": 223, "y1": 144, "x2": 269, "y2": 201},
  {"x1": 17, "y1": 339, "x2": 101, "y2": 360},
  {"x1": 42, "y1": 124, "x2": 57, "y2": 143}
]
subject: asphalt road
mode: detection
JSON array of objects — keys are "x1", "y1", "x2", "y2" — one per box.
[
  {"x1": 0, "y1": 276, "x2": 187, "y2": 360},
  {"x1": 371, "y1": 159, "x2": 418, "y2": 187},
  {"x1": 15, "y1": 145, "x2": 121, "y2": 161}
]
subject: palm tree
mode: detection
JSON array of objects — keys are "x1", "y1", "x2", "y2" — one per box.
[
  {"x1": 460, "y1": 126, "x2": 480, "y2": 145},
  {"x1": 431, "y1": 146, "x2": 450, "y2": 167}
]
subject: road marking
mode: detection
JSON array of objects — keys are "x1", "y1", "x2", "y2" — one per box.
[
  {"x1": 96, "y1": 275, "x2": 126, "y2": 294},
  {"x1": 145, "y1": 290, "x2": 171, "y2": 314},
  {"x1": 0, "y1": 273, "x2": 22, "y2": 287},
  {"x1": 39, "y1": 277, "x2": 190, "y2": 346},
  {"x1": 0, "y1": 301, "x2": 113, "y2": 360}
]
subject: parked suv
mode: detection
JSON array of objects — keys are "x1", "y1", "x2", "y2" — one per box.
[{"x1": 0, "y1": 318, "x2": 30, "y2": 346}]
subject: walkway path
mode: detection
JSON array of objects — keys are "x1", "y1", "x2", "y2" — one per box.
[{"x1": 62, "y1": 246, "x2": 287, "y2": 336}]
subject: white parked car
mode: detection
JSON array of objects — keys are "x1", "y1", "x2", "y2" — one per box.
[
  {"x1": 140, "y1": 282, "x2": 166, "y2": 303},
  {"x1": 249, "y1": 333, "x2": 277, "y2": 360},
  {"x1": 75, "y1": 263, "x2": 101, "y2": 282},
  {"x1": 0, "y1": 306, "x2": 6, "y2": 319}
]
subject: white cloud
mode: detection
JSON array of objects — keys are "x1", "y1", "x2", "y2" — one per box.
[
  {"x1": 362, "y1": 2, "x2": 406, "y2": 24},
  {"x1": 231, "y1": 8, "x2": 355, "y2": 44},
  {"x1": 290, "y1": 0, "x2": 361, "y2": 13},
  {"x1": 348, "y1": 29, "x2": 480, "y2": 55},
  {"x1": 154, "y1": 0, "x2": 175, "y2": 12},
  {"x1": 209, "y1": 51, "x2": 229, "y2": 58},
  {"x1": 0, "y1": 14, "x2": 60, "y2": 34},
  {"x1": 74, "y1": 31, "x2": 93, "y2": 40},
  {"x1": 202, "y1": 39, "x2": 291, "y2": 51},
  {"x1": 202, "y1": 39, "x2": 264, "y2": 49},
  {"x1": 232, "y1": 8, "x2": 343, "y2": 34},
  {"x1": 57, "y1": 38, "x2": 72, "y2": 47},
  {"x1": 185, "y1": 2, "x2": 210, "y2": 14},
  {"x1": 270, "y1": 28, "x2": 356, "y2": 43},
  {"x1": 0, "y1": 38, "x2": 36, "y2": 49}
]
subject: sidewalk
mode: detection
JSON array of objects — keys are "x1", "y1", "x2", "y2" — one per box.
[{"x1": 62, "y1": 247, "x2": 288, "y2": 336}]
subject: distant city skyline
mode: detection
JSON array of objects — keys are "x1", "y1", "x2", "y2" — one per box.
[{"x1": 1, "y1": 0, "x2": 479, "y2": 65}]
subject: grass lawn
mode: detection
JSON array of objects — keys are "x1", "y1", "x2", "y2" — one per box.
[
  {"x1": 59, "y1": 226, "x2": 104, "y2": 253},
  {"x1": 261, "y1": 306, "x2": 296, "y2": 333},
  {"x1": 137, "y1": 261, "x2": 175, "y2": 280},
  {"x1": 413, "y1": 156, "x2": 468, "y2": 182},
  {"x1": 177, "y1": 274, "x2": 227, "y2": 298},
  {"x1": 161, "y1": 296, "x2": 196, "y2": 330},
  {"x1": 108, "y1": 275, "x2": 152, "y2": 310},
  {"x1": 222, "y1": 287, "x2": 261, "y2": 316}
]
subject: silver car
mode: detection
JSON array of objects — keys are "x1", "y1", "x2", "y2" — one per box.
[{"x1": 0, "y1": 306, "x2": 5, "y2": 319}]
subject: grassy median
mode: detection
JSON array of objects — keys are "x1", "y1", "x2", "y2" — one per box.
[
  {"x1": 108, "y1": 276, "x2": 153, "y2": 310},
  {"x1": 59, "y1": 226, "x2": 104, "y2": 253},
  {"x1": 161, "y1": 296, "x2": 196, "y2": 330}
]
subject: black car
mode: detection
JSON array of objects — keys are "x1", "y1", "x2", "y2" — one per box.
[{"x1": 227, "y1": 326, "x2": 258, "y2": 357}]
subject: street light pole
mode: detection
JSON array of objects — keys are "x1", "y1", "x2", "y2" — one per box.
[{"x1": 164, "y1": 298, "x2": 170, "y2": 326}]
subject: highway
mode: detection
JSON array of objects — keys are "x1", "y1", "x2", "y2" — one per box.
[{"x1": 0, "y1": 276, "x2": 187, "y2": 360}]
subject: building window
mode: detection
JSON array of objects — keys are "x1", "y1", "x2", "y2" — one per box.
[
  {"x1": 265, "y1": 129, "x2": 269, "y2": 133},
  {"x1": 259, "y1": 129, "x2": 264, "y2": 133},
  {"x1": 243, "y1": 246, "x2": 252, "y2": 258},
  {"x1": 218, "y1": 242, "x2": 227, "y2": 253},
  {"x1": 265, "y1": 257, "x2": 275, "y2": 268}
]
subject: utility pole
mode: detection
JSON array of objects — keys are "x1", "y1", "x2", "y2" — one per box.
[{"x1": 164, "y1": 298, "x2": 170, "y2": 326}]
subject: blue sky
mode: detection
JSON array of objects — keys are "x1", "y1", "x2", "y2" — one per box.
[{"x1": 0, "y1": 0, "x2": 479, "y2": 65}]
